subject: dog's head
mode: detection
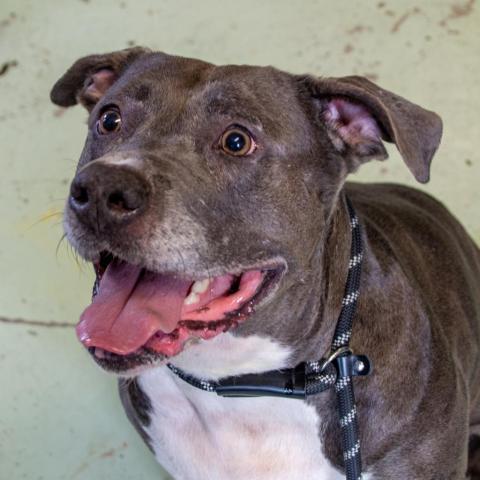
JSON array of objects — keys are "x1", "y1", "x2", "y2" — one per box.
[{"x1": 51, "y1": 48, "x2": 441, "y2": 377}]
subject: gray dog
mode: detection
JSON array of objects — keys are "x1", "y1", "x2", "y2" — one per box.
[{"x1": 51, "y1": 47, "x2": 480, "y2": 479}]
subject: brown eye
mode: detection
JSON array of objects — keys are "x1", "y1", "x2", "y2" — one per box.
[
  {"x1": 97, "y1": 109, "x2": 121, "y2": 134},
  {"x1": 220, "y1": 128, "x2": 256, "y2": 156}
]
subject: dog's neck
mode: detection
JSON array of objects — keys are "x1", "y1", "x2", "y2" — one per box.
[{"x1": 286, "y1": 190, "x2": 357, "y2": 365}]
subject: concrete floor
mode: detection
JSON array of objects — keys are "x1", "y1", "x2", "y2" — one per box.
[{"x1": 0, "y1": 0, "x2": 478, "y2": 479}]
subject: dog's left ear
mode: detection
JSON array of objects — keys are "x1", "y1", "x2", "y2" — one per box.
[{"x1": 299, "y1": 75, "x2": 443, "y2": 183}]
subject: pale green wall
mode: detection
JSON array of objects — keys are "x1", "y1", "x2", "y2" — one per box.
[{"x1": 0, "y1": 1, "x2": 478, "y2": 479}]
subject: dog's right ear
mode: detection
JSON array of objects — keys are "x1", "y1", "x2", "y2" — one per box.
[{"x1": 50, "y1": 47, "x2": 151, "y2": 111}]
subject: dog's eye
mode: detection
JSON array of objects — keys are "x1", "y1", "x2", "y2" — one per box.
[
  {"x1": 220, "y1": 128, "x2": 256, "y2": 156},
  {"x1": 97, "y1": 109, "x2": 122, "y2": 134}
]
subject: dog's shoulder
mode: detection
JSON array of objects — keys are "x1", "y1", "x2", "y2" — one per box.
[
  {"x1": 346, "y1": 181, "x2": 479, "y2": 261},
  {"x1": 346, "y1": 181, "x2": 449, "y2": 218}
]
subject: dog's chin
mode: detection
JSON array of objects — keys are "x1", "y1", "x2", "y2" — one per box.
[
  {"x1": 80, "y1": 251, "x2": 286, "y2": 377},
  {"x1": 88, "y1": 346, "x2": 168, "y2": 377}
]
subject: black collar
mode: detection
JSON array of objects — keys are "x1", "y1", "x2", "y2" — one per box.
[{"x1": 167, "y1": 197, "x2": 371, "y2": 480}]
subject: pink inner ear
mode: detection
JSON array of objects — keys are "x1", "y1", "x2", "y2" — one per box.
[
  {"x1": 84, "y1": 68, "x2": 117, "y2": 103},
  {"x1": 324, "y1": 98, "x2": 382, "y2": 147}
]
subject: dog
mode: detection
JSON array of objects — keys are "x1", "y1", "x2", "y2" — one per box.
[{"x1": 50, "y1": 47, "x2": 480, "y2": 479}]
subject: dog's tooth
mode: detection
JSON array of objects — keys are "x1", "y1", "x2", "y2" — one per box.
[
  {"x1": 192, "y1": 278, "x2": 210, "y2": 294},
  {"x1": 184, "y1": 291, "x2": 200, "y2": 305},
  {"x1": 94, "y1": 347, "x2": 106, "y2": 359},
  {"x1": 183, "y1": 279, "x2": 210, "y2": 306}
]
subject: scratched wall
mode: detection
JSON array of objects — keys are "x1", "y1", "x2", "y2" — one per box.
[{"x1": 0, "y1": 1, "x2": 478, "y2": 479}]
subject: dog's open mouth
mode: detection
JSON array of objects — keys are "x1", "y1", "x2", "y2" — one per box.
[{"x1": 76, "y1": 252, "x2": 282, "y2": 371}]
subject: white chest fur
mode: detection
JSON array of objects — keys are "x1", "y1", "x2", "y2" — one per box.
[{"x1": 137, "y1": 334, "x2": 344, "y2": 480}]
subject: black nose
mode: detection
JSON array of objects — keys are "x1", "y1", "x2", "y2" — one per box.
[{"x1": 69, "y1": 162, "x2": 150, "y2": 231}]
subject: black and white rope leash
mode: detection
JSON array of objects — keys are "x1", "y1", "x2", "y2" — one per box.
[{"x1": 168, "y1": 198, "x2": 371, "y2": 480}]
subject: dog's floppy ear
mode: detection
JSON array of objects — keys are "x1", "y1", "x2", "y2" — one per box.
[
  {"x1": 50, "y1": 47, "x2": 151, "y2": 111},
  {"x1": 299, "y1": 75, "x2": 443, "y2": 183}
]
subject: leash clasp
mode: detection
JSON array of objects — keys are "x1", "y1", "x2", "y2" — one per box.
[
  {"x1": 321, "y1": 346, "x2": 372, "y2": 378},
  {"x1": 319, "y1": 346, "x2": 352, "y2": 372}
]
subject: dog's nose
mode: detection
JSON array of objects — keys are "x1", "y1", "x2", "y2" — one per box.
[{"x1": 69, "y1": 162, "x2": 150, "y2": 230}]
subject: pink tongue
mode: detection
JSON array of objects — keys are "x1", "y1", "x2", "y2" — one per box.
[{"x1": 76, "y1": 261, "x2": 192, "y2": 355}]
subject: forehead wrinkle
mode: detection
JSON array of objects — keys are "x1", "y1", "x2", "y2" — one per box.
[
  {"x1": 207, "y1": 105, "x2": 263, "y2": 128},
  {"x1": 174, "y1": 81, "x2": 257, "y2": 129},
  {"x1": 191, "y1": 81, "x2": 270, "y2": 129},
  {"x1": 124, "y1": 83, "x2": 151, "y2": 102}
]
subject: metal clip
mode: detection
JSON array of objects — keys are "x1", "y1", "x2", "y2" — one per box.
[{"x1": 318, "y1": 346, "x2": 353, "y2": 373}]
